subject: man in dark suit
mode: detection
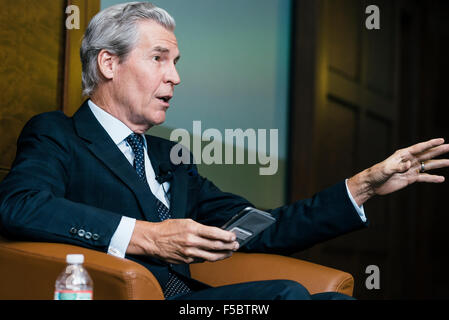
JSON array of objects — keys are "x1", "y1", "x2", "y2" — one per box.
[{"x1": 1, "y1": 2, "x2": 448, "y2": 300}]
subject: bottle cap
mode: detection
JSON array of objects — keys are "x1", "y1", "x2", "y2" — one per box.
[{"x1": 66, "y1": 254, "x2": 84, "y2": 264}]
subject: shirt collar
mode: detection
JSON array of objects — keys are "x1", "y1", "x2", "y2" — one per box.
[{"x1": 88, "y1": 99, "x2": 147, "y2": 149}]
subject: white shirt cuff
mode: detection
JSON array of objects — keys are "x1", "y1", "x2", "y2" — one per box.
[
  {"x1": 108, "y1": 216, "x2": 136, "y2": 258},
  {"x1": 345, "y1": 179, "x2": 367, "y2": 223}
]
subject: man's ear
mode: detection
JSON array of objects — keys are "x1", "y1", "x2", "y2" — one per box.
[{"x1": 97, "y1": 49, "x2": 117, "y2": 80}]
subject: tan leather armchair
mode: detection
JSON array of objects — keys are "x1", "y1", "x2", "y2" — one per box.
[{"x1": 0, "y1": 236, "x2": 354, "y2": 299}]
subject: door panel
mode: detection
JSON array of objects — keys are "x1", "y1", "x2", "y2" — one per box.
[
  {"x1": 289, "y1": 0, "x2": 403, "y2": 299},
  {"x1": 328, "y1": 0, "x2": 361, "y2": 80}
]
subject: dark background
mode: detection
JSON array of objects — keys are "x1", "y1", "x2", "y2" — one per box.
[{"x1": 288, "y1": 0, "x2": 449, "y2": 299}]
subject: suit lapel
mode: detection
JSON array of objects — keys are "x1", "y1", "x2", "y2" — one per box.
[{"x1": 72, "y1": 101, "x2": 160, "y2": 222}]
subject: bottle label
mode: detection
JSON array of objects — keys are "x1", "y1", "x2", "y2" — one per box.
[{"x1": 54, "y1": 290, "x2": 93, "y2": 300}]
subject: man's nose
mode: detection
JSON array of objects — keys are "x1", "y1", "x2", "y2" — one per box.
[{"x1": 165, "y1": 64, "x2": 181, "y2": 86}]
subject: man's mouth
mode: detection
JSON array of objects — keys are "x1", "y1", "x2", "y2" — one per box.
[{"x1": 157, "y1": 95, "x2": 172, "y2": 104}]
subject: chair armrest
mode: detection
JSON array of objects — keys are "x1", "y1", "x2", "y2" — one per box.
[
  {"x1": 190, "y1": 252, "x2": 354, "y2": 296},
  {"x1": 0, "y1": 237, "x2": 164, "y2": 300},
  {"x1": 0, "y1": 238, "x2": 354, "y2": 299}
]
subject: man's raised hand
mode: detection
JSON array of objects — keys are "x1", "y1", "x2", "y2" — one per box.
[{"x1": 348, "y1": 138, "x2": 449, "y2": 206}]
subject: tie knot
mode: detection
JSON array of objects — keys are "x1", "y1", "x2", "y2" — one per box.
[{"x1": 126, "y1": 133, "x2": 145, "y2": 153}]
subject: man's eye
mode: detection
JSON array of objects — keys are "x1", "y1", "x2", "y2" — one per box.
[{"x1": 153, "y1": 56, "x2": 161, "y2": 62}]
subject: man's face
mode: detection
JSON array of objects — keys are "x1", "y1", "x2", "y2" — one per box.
[{"x1": 112, "y1": 20, "x2": 181, "y2": 130}]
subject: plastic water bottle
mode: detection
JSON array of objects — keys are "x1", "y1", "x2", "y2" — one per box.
[{"x1": 54, "y1": 254, "x2": 93, "y2": 300}]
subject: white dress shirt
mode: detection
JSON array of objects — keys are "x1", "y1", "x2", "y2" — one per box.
[
  {"x1": 88, "y1": 100, "x2": 366, "y2": 258},
  {"x1": 88, "y1": 100, "x2": 169, "y2": 258}
]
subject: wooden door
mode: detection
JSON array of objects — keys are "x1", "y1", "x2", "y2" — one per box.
[{"x1": 288, "y1": 0, "x2": 420, "y2": 299}]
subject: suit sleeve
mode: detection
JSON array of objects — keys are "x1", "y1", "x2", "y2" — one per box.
[
  {"x1": 242, "y1": 181, "x2": 369, "y2": 255},
  {"x1": 185, "y1": 162, "x2": 368, "y2": 256},
  {"x1": 0, "y1": 113, "x2": 122, "y2": 251}
]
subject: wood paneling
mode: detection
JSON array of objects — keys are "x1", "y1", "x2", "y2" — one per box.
[
  {"x1": 0, "y1": 0, "x2": 66, "y2": 171},
  {"x1": 362, "y1": 0, "x2": 396, "y2": 97},
  {"x1": 289, "y1": 0, "x2": 403, "y2": 299},
  {"x1": 0, "y1": 0, "x2": 100, "y2": 177},
  {"x1": 290, "y1": 0, "x2": 449, "y2": 299},
  {"x1": 315, "y1": 100, "x2": 357, "y2": 185},
  {"x1": 328, "y1": 0, "x2": 361, "y2": 80},
  {"x1": 63, "y1": 0, "x2": 100, "y2": 116}
]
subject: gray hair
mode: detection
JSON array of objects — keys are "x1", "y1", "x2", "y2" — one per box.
[{"x1": 80, "y1": 2, "x2": 176, "y2": 96}]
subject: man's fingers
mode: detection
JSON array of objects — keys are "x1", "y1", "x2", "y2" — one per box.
[
  {"x1": 417, "y1": 173, "x2": 445, "y2": 183},
  {"x1": 420, "y1": 159, "x2": 449, "y2": 171},
  {"x1": 196, "y1": 249, "x2": 233, "y2": 262},
  {"x1": 196, "y1": 224, "x2": 236, "y2": 243},
  {"x1": 418, "y1": 144, "x2": 449, "y2": 162},
  {"x1": 183, "y1": 232, "x2": 239, "y2": 252},
  {"x1": 165, "y1": 252, "x2": 195, "y2": 264},
  {"x1": 196, "y1": 238, "x2": 239, "y2": 252},
  {"x1": 409, "y1": 138, "x2": 445, "y2": 155},
  {"x1": 417, "y1": 158, "x2": 447, "y2": 183},
  {"x1": 182, "y1": 247, "x2": 233, "y2": 263}
]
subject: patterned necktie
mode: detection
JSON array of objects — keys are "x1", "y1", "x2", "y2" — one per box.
[
  {"x1": 126, "y1": 133, "x2": 191, "y2": 298},
  {"x1": 155, "y1": 199, "x2": 192, "y2": 298},
  {"x1": 126, "y1": 133, "x2": 148, "y2": 184}
]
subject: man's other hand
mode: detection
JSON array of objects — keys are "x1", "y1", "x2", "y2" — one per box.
[
  {"x1": 126, "y1": 219, "x2": 240, "y2": 264},
  {"x1": 348, "y1": 138, "x2": 449, "y2": 206}
]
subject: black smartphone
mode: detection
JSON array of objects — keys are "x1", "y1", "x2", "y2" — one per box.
[{"x1": 221, "y1": 207, "x2": 276, "y2": 247}]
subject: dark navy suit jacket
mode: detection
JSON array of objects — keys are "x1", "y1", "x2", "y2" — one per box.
[{"x1": 0, "y1": 101, "x2": 368, "y2": 290}]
